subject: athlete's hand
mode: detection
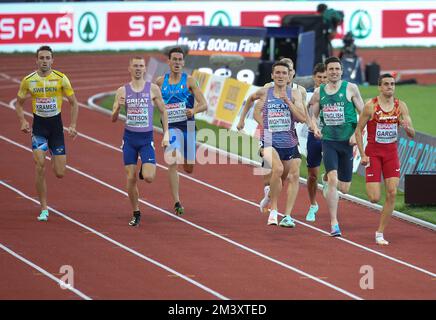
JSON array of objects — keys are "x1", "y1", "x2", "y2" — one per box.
[
  {"x1": 349, "y1": 134, "x2": 357, "y2": 146},
  {"x1": 313, "y1": 127, "x2": 322, "y2": 139},
  {"x1": 399, "y1": 118, "x2": 411, "y2": 130},
  {"x1": 237, "y1": 120, "x2": 245, "y2": 131},
  {"x1": 161, "y1": 130, "x2": 170, "y2": 148},
  {"x1": 68, "y1": 125, "x2": 77, "y2": 139},
  {"x1": 186, "y1": 109, "x2": 194, "y2": 118},
  {"x1": 360, "y1": 155, "x2": 370, "y2": 167},
  {"x1": 111, "y1": 110, "x2": 119, "y2": 122},
  {"x1": 20, "y1": 119, "x2": 30, "y2": 134}
]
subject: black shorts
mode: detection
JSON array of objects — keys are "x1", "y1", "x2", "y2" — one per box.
[
  {"x1": 32, "y1": 113, "x2": 65, "y2": 155},
  {"x1": 322, "y1": 139, "x2": 353, "y2": 182}
]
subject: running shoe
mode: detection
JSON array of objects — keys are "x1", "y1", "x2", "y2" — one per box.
[
  {"x1": 37, "y1": 209, "x2": 49, "y2": 222},
  {"x1": 322, "y1": 173, "x2": 328, "y2": 198},
  {"x1": 375, "y1": 232, "x2": 389, "y2": 245},
  {"x1": 279, "y1": 215, "x2": 296, "y2": 228},
  {"x1": 174, "y1": 202, "x2": 184, "y2": 216},
  {"x1": 305, "y1": 204, "x2": 319, "y2": 222},
  {"x1": 267, "y1": 209, "x2": 278, "y2": 226},
  {"x1": 330, "y1": 224, "x2": 342, "y2": 237},
  {"x1": 259, "y1": 185, "x2": 271, "y2": 214},
  {"x1": 129, "y1": 212, "x2": 141, "y2": 226}
]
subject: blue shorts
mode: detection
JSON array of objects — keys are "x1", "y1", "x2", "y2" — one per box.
[
  {"x1": 306, "y1": 132, "x2": 322, "y2": 168},
  {"x1": 322, "y1": 139, "x2": 353, "y2": 182},
  {"x1": 260, "y1": 143, "x2": 301, "y2": 167},
  {"x1": 166, "y1": 124, "x2": 196, "y2": 162},
  {"x1": 122, "y1": 129, "x2": 155, "y2": 166},
  {"x1": 32, "y1": 114, "x2": 65, "y2": 155}
]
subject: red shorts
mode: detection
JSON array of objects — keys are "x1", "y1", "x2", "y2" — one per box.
[{"x1": 365, "y1": 143, "x2": 400, "y2": 183}]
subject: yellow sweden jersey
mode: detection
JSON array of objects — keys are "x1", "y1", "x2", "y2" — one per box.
[{"x1": 17, "y1": 70, "x2": 74, "y2": 118}]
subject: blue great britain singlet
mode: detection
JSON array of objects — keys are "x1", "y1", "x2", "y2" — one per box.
[
  {"x1": 124, "y1": 82, "x2": 154, "y2": 133},
  {"x1": 262, "y1": 87, "x2": 298, "y2": 149},
  {"x1": 161, "y1": 72, "x2": 195, "y2": 130}
]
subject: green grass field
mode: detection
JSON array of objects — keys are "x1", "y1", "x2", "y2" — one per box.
[{"x1": 99, "y1": 84, "x2": 436, "y2": 224}]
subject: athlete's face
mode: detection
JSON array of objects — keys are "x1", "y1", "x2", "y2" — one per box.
[
  {"x1": 129, "y1": 58, "x2": 146, "y2": 80},
  {"x1": 379, "y1": 77, "x2": 395, "y2": 98},
  {"x1": 36, "y1": 50, "x2": 53, "y2": 73},
  {"x1": 169, "y1": 52, "x2": 185, "y2": 73},
  {"x1": 271, "y1": 65, "x2": 289, "y2": 87},
  {"x1": 313, "y1": 71, "x2": 327, "y2": 88},
  {"x1": 326, "y1": 62, "x2": 342, "y2": 83}
]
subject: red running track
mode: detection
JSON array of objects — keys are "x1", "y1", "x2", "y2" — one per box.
[{"x1": 0, "y1": 53, "x2": 435, "y2": 300}]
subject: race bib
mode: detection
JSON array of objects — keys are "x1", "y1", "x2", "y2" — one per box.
[
  {"x1": 167, "y1": 102, "x2": 188, "y2": 123},
  {"x1": 35, "y1": 97, "x2": 58, "y2": 117},
  {"x1": 323, "y1": 106, "x2": 345, "y2": 126},
  {"x1": 375, "y1": 123, "x2": 398, "y2": 143},
  {"x1": 126, "y1": 106, "x2": 149, "y2": 128},
  {"x1": 267, "y1": 109, "x2": 291, "y2": 132}
]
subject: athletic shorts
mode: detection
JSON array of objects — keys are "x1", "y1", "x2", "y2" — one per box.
[
  {"x1": 365, "y1": 143, "x2": 400, "y2": 183},
  {"x1": 122, "y1": 129, "x2": 155, "y2": 166},
  {"x1": 31, "y1": 113, "x2": 65, "y2": 155},
  {"x1": 166, "y1": 123, "x2": 196, "y2": 162},
  {"x1": 322, "y1": 139, "x2": 353, "y2": 183},
  {"x1": 306, "y1": 131, "x2": 322, "y2": 168},
  {"x1": 260, "y1": 142, "x2": 301, "y2": 167}
]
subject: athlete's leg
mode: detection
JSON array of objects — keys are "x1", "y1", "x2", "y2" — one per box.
[
  {"x1": 52, "y1": 155, "x2": 66, "y2": 178},
  {"x1": 378, "y1": 177, "x2": 399, "y2": 233},
  {"x1": 307, "y1": 166, "x2": 319, "y2": 205},
  {"x1": 263, "y1": 147, "x2": 283, "y2": 212},
  {"x1": 325, "y1": 169, "x2": 340, "y2": 226},
  {"x1": 366, "y1": 182, "x2": 381, "y2": 203},
  {"x1": 125, "y1": 165, "x2": 140, "y2": 212},
  {"x1": 284, "y1": 158, "x2": 301, "y2": 216},
  {"x1": 167, "y1": 150, "x2": 180, "y2": 204},
  {"x1": 33, "y1": 149, "x2": 48, "y2": 211}
]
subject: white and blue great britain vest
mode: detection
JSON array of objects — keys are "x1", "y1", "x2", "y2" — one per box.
[{"x1": 262, "y1": 86, "x2": 298, "y2": 149}]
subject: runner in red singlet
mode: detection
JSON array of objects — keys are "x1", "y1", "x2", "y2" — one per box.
[{"x1": 355, "y1": 73, "x2": 415, "y2": 245}]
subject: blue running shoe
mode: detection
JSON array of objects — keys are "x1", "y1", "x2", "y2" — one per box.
[
  {"x1": 37, "y1": 209, "x2": 49, "y2": 222},
  {"x1": 279, "y1": 215, "x2": 296, "y2": 228},
  {"x1": 305, "y1": 204, "x2": 319, "y2": 222},
  {"x1": 330, "y1": 224, "x2": 342, "y2": 237}
]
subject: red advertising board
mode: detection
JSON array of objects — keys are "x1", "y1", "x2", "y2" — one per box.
[
  {"x1": 383, "y1": 10, "x2": 436, "y2": 37},
  {"x1": 107, "y1": 12, "x2": 205, "y2": 41},
  {"x1": 0, "y1": 13, "x2": 73, "y2": 44},
  {"x1": 241, "y1": 11, "x2": 313, "y2": 27}
]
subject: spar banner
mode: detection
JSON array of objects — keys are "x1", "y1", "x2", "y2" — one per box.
[
  {"x1": 178, "y1": 26, "x2": 266, "y2": 85},
  {"x1": 357, "y1": 130, "x2": 436, "y2": 191}
]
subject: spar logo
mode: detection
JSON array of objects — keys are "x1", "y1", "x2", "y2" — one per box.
[
  {"x1": 0, "y1": 13, "x2": 73, "y2": 43},
  {"x1": 349, "y1": 10, "x2": 371, "y2": 39},
  {"x1": 383, "y1": 10, "x2": 436, "y2": 37},
  {"x1": 78, "y1": 12, "x2": 98, "y2": 43},
  {"x1": 240, "y1": 11, "x2": 313, "y2": 27},
  {"x1": 209, "y1": 11, "x2": 232, "y2": 27},
  {"x1": 107, "y1": 11, "x2": 204, "y2": 41}
]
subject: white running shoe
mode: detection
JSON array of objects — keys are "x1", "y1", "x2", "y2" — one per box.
[
  {"x1": 259, "y1": 185, "x2": 271, "y2": 214},
  {"x1": 375, "y1": 232, "x2": 389, "y2": 245},
  {"x1": 267, "y1": 209, "x2": 278, "y2": 226}
]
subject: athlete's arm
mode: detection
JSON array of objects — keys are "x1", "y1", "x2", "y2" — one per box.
[
  {"x1": 355, "y1": 100, "x2": 374, "y2": 167},
  {"x1": 282, "y1": 87, "x2": 306, "y2": 123},
  {"x1": 111, "y1": 86, "x2": 125, "y2": 123},
  {"x1": 15, "y1": 96, "x2": 30, "y2": 134},
  {"x1": 155, "y1": 76, "x2": 164, "y2": 88},
  {"x1": 187, "y1": 76, "x2": 207, "y2": 118},
  {"x1": 151, "y1": 83, "x2": 169, "y2": 147},
  {"x1": 237, "y1": 88, "x2": 266, "y2": 131},
  {"x1": 65, "y1": 93, "x2": 79, "y2": 138},
  {"x1": 399, "y1": 100, "x2": 415, "y2": 138},
  {"x1": 309, "y1": 88, "x2": 321, "y2": 139},
  {"x1": 350, "y1": 83, "x2": 365, "y2": 114},
  {"x1": 253, "y1": 98, "x2": 264, "y2": 127}
]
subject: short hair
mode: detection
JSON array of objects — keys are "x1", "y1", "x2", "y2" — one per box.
[
  {"x1": 36, "y1": 45, "x2": 53, "y2": 58},
  {"x1": 168, "y1": 46, "x2": 185, "y2": 59},
  {"x1": 313, "y1": 62, "x2": 326, "y2": 75},
  {"x1": 129, "y1": 56, "x2": 145, "y2": 64},
  {"x1": 317, "y1": 3, "x2": 328, "y2": 14},
  {"x1": 324, "y1": 56, "x2": 342, "y2": 69},
  {"x1": 272, "y1": 61, "x2": 290, "y2": 72},
  {"x1": 279, "y1": 58, "x2": 294, "y2": 69},
  {"x1": 378, "y1": 73, "x2": 395, "y2": 86}
]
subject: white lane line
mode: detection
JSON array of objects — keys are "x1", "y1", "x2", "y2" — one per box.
[
  {"x1": 0, "y1": 179, "x2": 229, "y2": 301},
  {"x1": 0, "y1": 243, "x2": 92, "y2": 300},
  {"x1": 0, "y1": 135, "x2": 363, "y2": 300},
  {"x1": 1, "y1": 99, "x2": 436, "y2": 278}
]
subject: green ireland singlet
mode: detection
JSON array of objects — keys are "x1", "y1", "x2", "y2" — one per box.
[{"x1": 319, "y1": 81, "x2": 357, "y2": 141}]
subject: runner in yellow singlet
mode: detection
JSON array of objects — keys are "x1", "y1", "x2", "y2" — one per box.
[{"x1": 15, "y1": 45, "x2": 79, "y2": 222}]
